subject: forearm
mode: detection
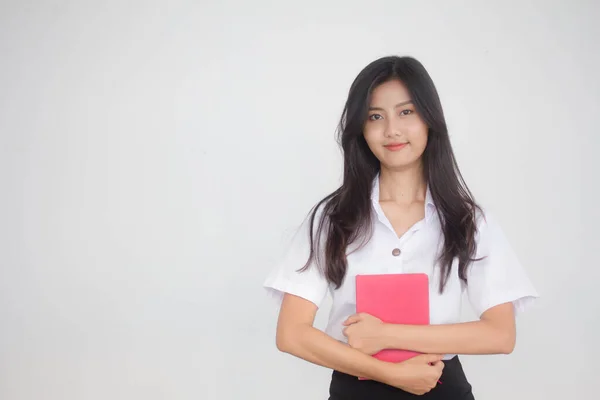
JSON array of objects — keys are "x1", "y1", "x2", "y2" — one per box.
[
  {"x1": 382, "y1": 320, "x2": 515, "y2": 355},
  {"x1": 277, "y1": 325, "x2": 392, "y2": 382}
]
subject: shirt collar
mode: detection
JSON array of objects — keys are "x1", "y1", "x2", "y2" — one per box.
[{"x1": 371, "y1": 173, "x2": 436, "y2": 223}]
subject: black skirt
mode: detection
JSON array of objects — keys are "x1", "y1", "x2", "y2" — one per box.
[{"x1": 328, "y1": 356, "x2": 474, "y2": 400}]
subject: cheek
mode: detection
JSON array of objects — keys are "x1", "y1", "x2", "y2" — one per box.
[
  {"x1": 363, "y1": 124, "x2": 383, "y2": 140},
  {"x1": 407, "y1": 124, "x2": 428, "y2": 149},
  {"x1": 363, "y1": 128, "x2": 382, "y2": 151}
]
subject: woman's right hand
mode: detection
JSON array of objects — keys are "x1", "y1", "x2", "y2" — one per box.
[{"x1": 384, "y1": 354, "x2": 445, "y2": 395}]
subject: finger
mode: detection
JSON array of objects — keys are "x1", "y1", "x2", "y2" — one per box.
[
  {"x1": 343, "y1": 314, "x2": 361, "y2": 326},
  {"x1": 430, "y1": 362, "x2": 444, "y2": 376},
  {"x1": 419, "y1": 354, "x2": 444, "y2": 364},
  {"x1": 342, "y1": 327, "x2": 348, "y2": 337}
]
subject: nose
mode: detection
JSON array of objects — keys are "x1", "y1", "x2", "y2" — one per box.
[{"x1": 384, "y1": 115, "x2": 402, "y2": 137}]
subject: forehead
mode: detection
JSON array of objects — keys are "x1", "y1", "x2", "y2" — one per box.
[{"x1": 369, "y1": 79, "x2": 411, "y2": 105}]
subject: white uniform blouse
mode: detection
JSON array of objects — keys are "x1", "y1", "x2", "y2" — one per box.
[{"x1": 264, "y1": 175, "x2": 538, "y2": 359}]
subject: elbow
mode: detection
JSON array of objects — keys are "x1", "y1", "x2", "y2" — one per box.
[
  {"x1": 276, "y1": 326, "x2": 299, "y2": 354},
  {"x1": 499, "y1": 342, "x2": 515, "y2": 355},
  {"x1": 275, "y1": 330, "x2": 291, "y2": 353},
  {"x1": 501, "y1": 340, "x2": 516, "y2": 355},
  {"x1": 498, "y1": 331, "x2": 516, "y2": 355}
]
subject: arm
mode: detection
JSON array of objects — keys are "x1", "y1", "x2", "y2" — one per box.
[
  {"x1": 384, "y1": 303, "x2": 516, "y2": 355},
  {"x1": 276, "y1": 293, "x2": 393, "y2": 381},
  {"x1": 344, "y1": 302, "x2": 516, "y2": 355},
  {"x1": 276, "y1": 293, "x2": 444, "y2": 393}
]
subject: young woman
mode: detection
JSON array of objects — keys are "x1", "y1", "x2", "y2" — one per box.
[{"x1": 263, "y1": 56, "x2": 538, "y2": 399}]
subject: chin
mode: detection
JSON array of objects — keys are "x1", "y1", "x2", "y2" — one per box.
[{"x1": 382, "y1": 157, "x2": 422, "y2": 171}]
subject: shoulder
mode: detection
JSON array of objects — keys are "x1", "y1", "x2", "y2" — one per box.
[
  {"x1": 474, "y1": 205, "x2": 508, "y2": 230},
  {"x1": 471, "y1": 206, "x2": 524, "y2": 266},
  {"x1": 468, "y1": 205, "x2": 523, "y2": 263},
  {"x1": 466, "y1": 207, "x2": 539, "y2": 316},
  {"x1": 473, "y1": 205, "x2": 494, "y2": 228},
  {"x1": 276, "y1": 196, "x2": 334, "y2": 260},
  {"x1": 263, "y1": 198, "x2": 333, "y2": 309}
]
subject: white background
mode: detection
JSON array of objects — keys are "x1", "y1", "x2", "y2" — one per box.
[{"x1": 1, "y1": 1, "x2": 598, "y2": 399}]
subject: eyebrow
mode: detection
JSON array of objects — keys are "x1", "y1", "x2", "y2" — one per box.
[{"x1": 368, "y1": 100, "x2": 413, "y2": 111}]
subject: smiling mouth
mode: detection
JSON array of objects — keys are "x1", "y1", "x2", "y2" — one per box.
[{"x1": 384, "y1": 143, "x2": 408, "y2": 151}]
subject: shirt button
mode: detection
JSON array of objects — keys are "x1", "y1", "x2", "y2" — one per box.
[{"x1": 392, "y1": 248, "x2": 401, "y2": 257}]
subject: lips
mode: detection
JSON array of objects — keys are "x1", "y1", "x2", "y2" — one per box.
[{"x1": 384, "y1": 143, "x2": 408, "y2": 151}]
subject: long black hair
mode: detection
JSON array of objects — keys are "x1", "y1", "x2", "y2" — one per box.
[{"x1": 298, "y1": 55, "x2": 481, "y2": 293}]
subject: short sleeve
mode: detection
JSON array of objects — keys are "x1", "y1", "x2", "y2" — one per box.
[
  {"x1": 263, "y1": 208, "x2": 330, "y2": 309},
  {"x1": 466, "y1": 211, "x2": 539, "y2": 317}
]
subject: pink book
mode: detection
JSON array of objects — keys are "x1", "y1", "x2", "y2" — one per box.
[{"x1": 355, "y1": 273, "x2": 430, "y2": 370}]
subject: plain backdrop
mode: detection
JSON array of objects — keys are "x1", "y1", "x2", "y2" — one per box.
[{"x1": 1, "y1": 1, "x2": 598, "y2": 399}]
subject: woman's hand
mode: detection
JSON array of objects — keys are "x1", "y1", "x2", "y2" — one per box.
[
  {"x1": 342, "y1": 313, "x2": 386, "y2": 355},
  {"x1": 384, "y1": 354, "x2": 445, "y2": 395},
  {"x1": 343, "y1": 312, "x2": 444, "y2": 394}
]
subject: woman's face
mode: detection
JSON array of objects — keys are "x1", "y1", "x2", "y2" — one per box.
[{"x1": 363, "y1": 79, "x2": 429, "y2": 171}]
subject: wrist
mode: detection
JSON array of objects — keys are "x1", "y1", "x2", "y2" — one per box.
[
  {"x1": 380, "y1": 323, "x2": 399, "y2": 350},
  {"x1": 373, "y1": 359, "x2": 394, "y2": 384},
  {"x1": 378, "y1": 359, "x2": 407, "y2": 387}
]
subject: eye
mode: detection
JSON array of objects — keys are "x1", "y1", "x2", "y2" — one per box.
[
  {"x1": 399, "y1": 109, "x2": 413, "y2": 116},
  {"x1": 368, "y1": 114, "x2": 383, "y2": 121}
]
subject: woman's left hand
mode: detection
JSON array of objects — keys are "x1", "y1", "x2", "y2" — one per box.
[{"x1": 342, "y1": 313, "x2": 387, "y2": 355}]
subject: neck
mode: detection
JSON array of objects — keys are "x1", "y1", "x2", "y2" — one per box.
[{"x1": 378, "y1": 162, "x2": 426, "y2": 205}]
